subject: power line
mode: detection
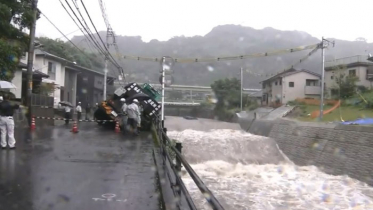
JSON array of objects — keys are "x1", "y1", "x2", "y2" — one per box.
[
  {"x1": 41, "y1": 10, "x2": 120, "y2": 81},
  {"x1": 56, "y1": 28, "x2": 81, "y2": 39},
  {"x1": 79, "y1": 0, "x2": 122, "y2": 70},
  {"x1": 70, "y1": 0, "x2": 106, "y2": 55},
  {"x1": 41, "y1": 12, "x2": 86, "y2": 55},
  {"x1": 59, "y1": 0, "x2": 122, "y2": 84},
  {"x1": 121, "y1": 43, "x2": 320, "y2": 63},
  {"x1": 59, "y1": 0, "x2": 106, "y2": 58},
  {"x1": 61, "y1": 0, "x2": 121, "y2": 80}
]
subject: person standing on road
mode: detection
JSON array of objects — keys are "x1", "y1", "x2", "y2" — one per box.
[
  {"x1": 126, "y1": 99, "x2": 141, "y2": 135},
  {"x1": 76, "y1": 102, "x2": 82, "y2": 121},
  {"x1": 0, "y1": 95, "x2": 20, "y2": 149},
  {"x1": 120, "y1": 98, "x2": 128, "y2": 131},
  {"x1": 85, "y1": 103, "x2": 91, "y2": 120},
  {"x1": 64, "y1": 105, "x2": 71, "y2": 125}
]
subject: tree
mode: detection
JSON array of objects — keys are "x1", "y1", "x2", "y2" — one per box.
[
  {"x1": 0, "y1": 0, "x2": 38, "y2": 81},
  {"x1": 333, "y1": 73, "x2": 359, "y2": 99},
  {"x1": 211, "y1": 77, "x2": 256, "y2": 121},
  {"x1": 37, "y1": 37, "x2": 105, "y2": 71}
]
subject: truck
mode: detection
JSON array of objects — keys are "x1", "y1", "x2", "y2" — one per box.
[{"x1": 93, "y1": 82, "x2": 161, "y2": 131}]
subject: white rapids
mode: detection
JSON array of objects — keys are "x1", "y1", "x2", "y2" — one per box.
[{"x1": 166, "y1": 117, "x2": 373, "y2": 210}]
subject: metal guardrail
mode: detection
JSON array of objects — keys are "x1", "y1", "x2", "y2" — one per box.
[{"x1": 154, "y1": 117, "x2": 225, "y2": 210}]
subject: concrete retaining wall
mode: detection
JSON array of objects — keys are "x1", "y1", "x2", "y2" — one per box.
[
  {"x1": 164, "y1": 105, "x2": 214, "y2": 119},
  {"x1": 243, "y1": 119, "x2": 373, "y2": 186}
]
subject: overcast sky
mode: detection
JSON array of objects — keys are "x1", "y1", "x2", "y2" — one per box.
[{"x1": 36, "y1": 0, "x2": 373, "y2": 43}]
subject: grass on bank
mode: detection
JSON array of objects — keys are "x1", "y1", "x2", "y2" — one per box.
[{"x1": 292, "y1": 104, "x2": 373, "y2": 122}]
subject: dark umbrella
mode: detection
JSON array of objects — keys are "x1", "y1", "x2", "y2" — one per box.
[{"x1": 59, "y1": 101, "x2": 73, "y2": 107}]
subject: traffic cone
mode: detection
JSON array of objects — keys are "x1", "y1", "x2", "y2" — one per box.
[
  {"x1": 115, "y1": 121, "x2": 120, "y2": 133},
  {"x1": 71, "y1": 121, "x2": 79, "y2": 133},
  {"x1": 30, "y1": 116, "x2": 36, "y2": 131}
]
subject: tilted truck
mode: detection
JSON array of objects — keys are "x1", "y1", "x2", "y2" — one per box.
[{"x1": 93, "y1": 83, "x2": 161, "y2": 131}]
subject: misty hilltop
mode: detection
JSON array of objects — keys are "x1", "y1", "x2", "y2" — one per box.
[{"x1": 71, "y1": 25, "x2": 373, "y2": 88}]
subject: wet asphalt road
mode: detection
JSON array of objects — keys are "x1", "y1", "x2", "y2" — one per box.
[{"x1": 0, "y1": 122, "x2": 159, "y2": 210}]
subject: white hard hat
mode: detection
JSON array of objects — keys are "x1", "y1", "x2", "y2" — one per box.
[
  {"x1": 0, "y1": 96, "x2": 3, "y2": 101},
  {"x1": 120, "y1": 98, "x2": 126, "y2": 102},
  {"x1": 133, "y1": 99, "x2": 139, "y2": 103},
  {"x1": 78, "y1": 102, "x2": 81, "y2": 104}
]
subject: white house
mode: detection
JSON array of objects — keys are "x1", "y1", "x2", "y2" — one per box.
[
  {"x1": 324, "y1": 55, "x2": 373, "y2": 97},
  {"x1": 261, "y1": 68, "x2": 321, "y2": 105},
  {"x1": 11, "y1": 49, "x2": 115, "y2": 109}
]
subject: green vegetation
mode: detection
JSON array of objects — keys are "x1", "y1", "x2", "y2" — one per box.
[
  {"x1": 0, "y1": 0, "x2": 38, "y2": 81},
  {"x1": 289, "y1": 90, "x2": 373, "y2": 122},
  {"x1": 296, "y1": 104, "x2": 373, "y2": 122},
  {"x1": 37, "y1": 37, "x2": 104, "y2": 71},
  {"x1": 211, "y1": 77, "x2": 258, "y2": 121}
]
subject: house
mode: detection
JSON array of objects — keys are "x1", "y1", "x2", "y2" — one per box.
[
  {"x1": 324, "y1": 55, "x2": 373, "y2": 96},
  {"x1": 11, "y1": 49, "x2": 114, "y2": 108},
  {"x1": 11, "y1": 53, "x2": 50, "y2": 101},
  {"x1": 34, "y1": 50, "x2": 115, "y2": 108},
  {"x1": 260, "y1": 68, "x2": 321, "y2": 105},
  {"x1": 76, "y1": 65, "x2": 115, "y2": 109}
]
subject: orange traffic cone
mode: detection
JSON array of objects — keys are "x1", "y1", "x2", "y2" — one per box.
[
  {"x1": 30, "y1": 116, "x2": 36, "y2": 131},
  {"x1": 71, "y1": 121, "x2": 79, "y2": 133},
  {"x1": 115, "y1": 121, "x2": 120, "y2": 133}
]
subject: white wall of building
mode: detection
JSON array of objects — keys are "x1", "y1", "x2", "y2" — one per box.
[
  {"x1": 270, "y1": 79, "x2": 282, "y2": 103},
  {"x1": 10, "y1": 69, "x2": 23, "y2": 99},
  {"x1": 325, "y1": 66, "x2": 373, "y2": 97},
  {"x1": 282, "y1": 72, "x2": 320, "y2": 103},
  {"x1": 34, "y1": 56, "x2": 65, "y2": 107}
]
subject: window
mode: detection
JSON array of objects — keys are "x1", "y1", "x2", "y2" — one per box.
[
  {"x1": 289, "y1": 82, "x2": 294, "y2": 87},
  {"x1": 306, "y1": 79, "x2": 318, "y2": 86},
  {"x1": 331, "y1": 75, "x2": 334, "y2": 79},
  {"x1": 48, "y1": 62, "x2": 56, "y2": 80},
  {"x1": 349, "y1": 69, "x2": 356, "y2": 76},
  {"x1": 275, "y1": 81, "x2": 278, "y2": 86}
]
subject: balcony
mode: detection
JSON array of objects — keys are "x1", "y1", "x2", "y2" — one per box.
[
  {"x1": 305, "y1": 86, "x2": 321, "y2": 95},
  {"x1": 325, "y1": 55, "x2": 370, "y2": 68}
]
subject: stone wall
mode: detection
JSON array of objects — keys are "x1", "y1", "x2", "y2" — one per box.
[{"x1": 245, "y1": 119, "x2": 373, "y2": 186}]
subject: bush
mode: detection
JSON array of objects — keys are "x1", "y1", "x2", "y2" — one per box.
[{"x1": 357, "y1": 86, "x2": 369, "y2": 93}]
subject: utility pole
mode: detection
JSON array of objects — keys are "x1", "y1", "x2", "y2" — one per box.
[
  {"x1": 319, "y1": 38, "x2": 325, "y2": 120},
  {"x1": 319, "y1": 37, "x2": 335, "y2": 120},
  {"x1": 240, "y1": 67, "x2": 243, "y2": 111},
  {"x1": 26, "y1": 0, "x2": 38, "y2": 126},
  {"x1": 161, "y1": 57, "x2": 166, "y2": 127},
  {"x1": 103, "y1": 29, "x2": 110, "y2": 101},
  {"x1": 103, "y1": 60, "x2": 108, "y2": 100}
]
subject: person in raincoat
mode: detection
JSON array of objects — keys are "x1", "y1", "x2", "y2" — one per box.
[
  {"x1": 126, "y1": 99, "x2": 141, "y2": 135},
  {"x1": 120, "y1": 98, "x2": 128, "y2": 131},
  {"x1": 76, "y1": 102, "x2": 82, "y2": 121}
]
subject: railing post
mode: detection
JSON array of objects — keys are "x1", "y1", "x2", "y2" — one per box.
[
  {"x1": 175, "y1": 142, "x2": 182, "y2": 197},
  {"x1": 175, "y1": 142, "x2": 182, "y2": 172}
]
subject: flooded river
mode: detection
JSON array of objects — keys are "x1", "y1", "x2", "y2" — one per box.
[{"x1": 165, "y1": 116, "x2": 373, "y2": 210}]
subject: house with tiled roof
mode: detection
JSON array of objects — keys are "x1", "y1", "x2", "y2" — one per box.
[{"x1": 260, "y1": 68, "x2": 321, "y2": 105}]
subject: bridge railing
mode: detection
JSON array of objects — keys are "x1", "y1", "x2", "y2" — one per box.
[{"x1": 153, "y1": 117, "x2": 225, "y2": 210}]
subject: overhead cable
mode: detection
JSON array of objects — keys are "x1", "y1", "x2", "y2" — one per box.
[{"x1": 121, "y1": 43, "x2": 319, "y2": 63}]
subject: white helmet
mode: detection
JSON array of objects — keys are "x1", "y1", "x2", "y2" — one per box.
[
  {"x1": 0, "y1": 96, "x2": 3, "y2": 101},
  {"x1": 120, "y1": 98, "x2": 126, "y2": 102},
  {"x1": 133, "y1": 99, "x2": 139, "y2": 103}
]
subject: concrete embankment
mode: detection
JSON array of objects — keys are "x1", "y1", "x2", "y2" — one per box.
[{"x1": 240, "y1": 118, "x2": 373, "y2": 186}]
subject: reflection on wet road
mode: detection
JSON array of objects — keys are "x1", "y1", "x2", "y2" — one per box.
[{"x1": 0, "y1": 123, "x2": 158, "y2": 210}]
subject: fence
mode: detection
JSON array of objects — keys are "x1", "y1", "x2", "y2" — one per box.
[{"x1": 153, "y1": 117, "x2": 224, "y2": 210}]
